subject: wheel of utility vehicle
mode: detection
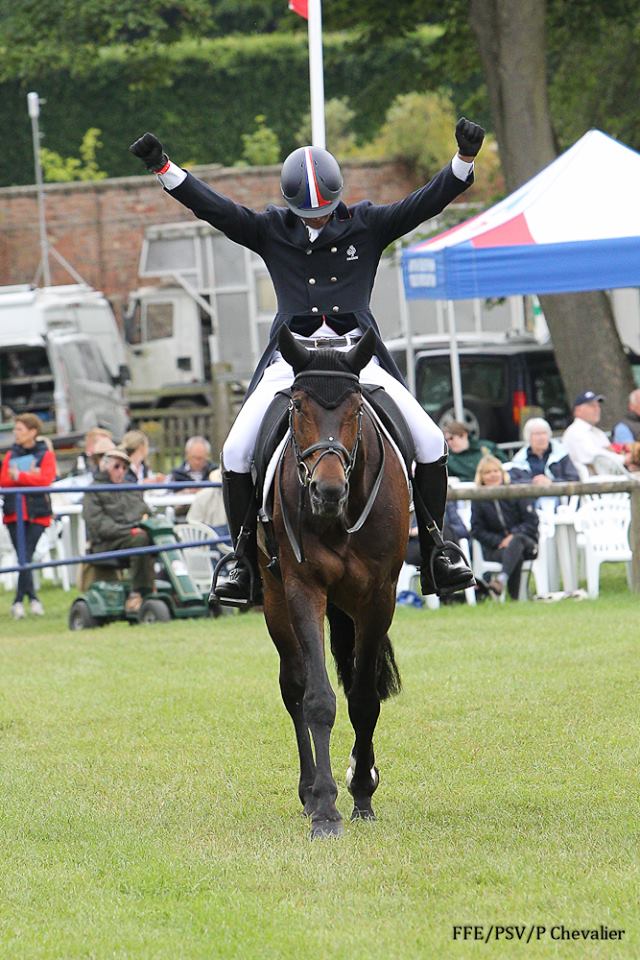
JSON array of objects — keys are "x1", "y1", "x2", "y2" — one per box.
[
  {"x1": 138, "y1": 598, "x2": 171, "y2": 624},
  {"x1": 68, "y1": 599, "x2": 98, "y2": 630}
]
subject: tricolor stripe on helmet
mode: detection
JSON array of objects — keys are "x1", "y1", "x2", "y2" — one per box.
[{"x1": 303, "y1": 147, "x2": 332, "y2": 210}]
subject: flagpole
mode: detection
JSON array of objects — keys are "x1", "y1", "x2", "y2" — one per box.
[{"x1": 307, "y1": 0, "x2": 326, "y2": 148}]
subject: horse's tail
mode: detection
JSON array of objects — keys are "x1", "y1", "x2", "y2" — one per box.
[
  {"x1": 377, "y1": 633, "x2": 402, "y2": 700},
  {"x1": 327, "y1": 603, "x2": 402, "y2": 701}
]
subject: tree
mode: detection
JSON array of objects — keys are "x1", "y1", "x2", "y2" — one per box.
[
  {"x1": 40, "y1": 128, "x2": 107, "y2": 182},
  {"x1": 328, "y1": 0, "x2": 638, "y2": 426}
]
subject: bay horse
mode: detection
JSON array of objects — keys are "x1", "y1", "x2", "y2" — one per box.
[{"x1": 259, "y1": 326, "x2": 409, "y2": 839}]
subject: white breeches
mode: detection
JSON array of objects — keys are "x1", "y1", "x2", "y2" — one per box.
[{"x1": 222, "y1": 356, "x2": 445, "y2": 474}]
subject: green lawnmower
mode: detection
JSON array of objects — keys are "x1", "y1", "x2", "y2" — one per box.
[{"x1": 68, "y1": 516, "x2": 212, "y2": 629}]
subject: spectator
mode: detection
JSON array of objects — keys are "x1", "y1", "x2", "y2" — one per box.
[
  {"x1": 471, "y1": 454, "x2": 539, "y2": 600},
  {"x1": 186, "y1": 466, "x2": 227, "y2": 530},
  {"x1": 507, "y1": 417, "x2": 579, "y2": 487},
  {"x1": 82, "y1": 448, "x2": 154, "y2": 613},
  {"x1": 0, "y1": 413, "x2": 57, "y2": 619},
  {"x1": 612, "y1": 388, "x2": 640, "y2": 445},
  {"x1": 121, "y1": 429, "x2": 163, "y2": 484},
  {"x1": 170, "y1": 436, "x2": 216, "y2": 489},
  {"x1": 561, "y1": 390, "x2": 626, "y2": 478},
  {"x1": 445, "y1": 421, "x2": 507, "y2": 482},
  {"x1": 78, "y1": 427, "x2": 113, "y2": 474}
]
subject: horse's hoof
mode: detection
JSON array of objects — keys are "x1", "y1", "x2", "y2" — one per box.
[
  {"x1": 302, "y1": 799, "x2": 315, "y2": 818},
  {"x1": 351, "y1": 806, "x2": 376, "y2": 822},
  {"x1": 310, "y1": 818, "x2": 344, "y2": 840}
]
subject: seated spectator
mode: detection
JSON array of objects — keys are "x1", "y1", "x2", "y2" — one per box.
[
  {"x1": 78, "y1": 427, "x2": 113, "y2": 474},
  {"x1": 121, "y1": 429, "x2": 164, "y2": 484},
  {"x1": 0, "y1": 413, "x2": 57, "y2": 619},
  {"x1": 82, "y1": 448, "x2": 154, "y2": 613},
  {"x1": 170, "y1": 436, "x2": 216, "y2": 489},
  {"x1": 471, "y1": 454, "x2": 539, "y2": 600},
  {"x1": 507, "y1": 417, "x2": 579, "y2": 487},
  {"x1": 612, "y1": 388, "x2": 640, "y2": 445},
  {"x1": 186, "y1": 466, "x2": 228, "y2": 530},
  {"x1": 562, "y1": 390, "x2": 627, "y2": 478},
  {"x1": 445, "y1": 421, "x2": 507, "y2": 482}
]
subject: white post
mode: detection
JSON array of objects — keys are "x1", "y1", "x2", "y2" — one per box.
[
  {"x1": 307, "y1": 0, "x2": 326, "y2": 148},
  {"x1": 447, "y1": 300, "x2": 465, "y2": 421},
  {"x1": 27, "y1": 92, "x2": 51, "y2": 287}
]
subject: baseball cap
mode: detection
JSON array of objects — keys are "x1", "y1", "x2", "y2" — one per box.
[{"x1": 574, "y1": 390, "x2": 604, "y2": 407}]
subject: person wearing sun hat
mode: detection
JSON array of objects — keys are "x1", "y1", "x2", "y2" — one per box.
[
  {"x1": 561, "y1": 390, "x2": 627, "y2": 478},
  {"x1": 81, "y1": 447, "x2": 154, "y2": 611}
]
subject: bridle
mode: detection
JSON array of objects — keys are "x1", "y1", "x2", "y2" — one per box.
[
  {"x1": 279, "y1": 384, "x2": 386, "y2": 563},
  {"x1": 289, "y1": 400, "x2": 363, "y2": 489}
]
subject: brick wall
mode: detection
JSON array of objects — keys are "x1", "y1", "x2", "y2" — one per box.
[{"x1": 0, "y1": 160, "x2": 483, "y2": 321}]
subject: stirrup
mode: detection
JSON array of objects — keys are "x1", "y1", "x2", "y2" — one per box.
[{"x1": 209, "y1": 552, "x2": 261, "y2": 609}]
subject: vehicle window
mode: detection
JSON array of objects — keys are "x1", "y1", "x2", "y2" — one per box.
[
  {"x1": 631, "y1": 358, "x2": 640, "y2": 387},
  {"x1": 77, "y1": 342, "x2": 111, "y2": 385},
  {"x1": 61, "y1": 343, "x2": 85, "y2": 382},
  {"x1": 526, "y1": 355, "x2": 570, "y2": 429},
  {"x1": 415, "y1": 357, "x2": 507, "y2": 415},
  {"x1": 144, "y1": 302, "x2": 174, "y2": 341}
]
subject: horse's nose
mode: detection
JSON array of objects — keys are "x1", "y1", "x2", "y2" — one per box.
[{"x1": 310, "y1": 477, "x2": 348, "y2": 516}]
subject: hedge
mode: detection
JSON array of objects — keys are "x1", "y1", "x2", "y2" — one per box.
[{"x1": 0, "y1": 28, "x2": 442, "y2": 186}]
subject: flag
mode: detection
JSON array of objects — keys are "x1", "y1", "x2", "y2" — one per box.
[{"x1": 289, "y1": 0, "x2": 308, "y2": 19}]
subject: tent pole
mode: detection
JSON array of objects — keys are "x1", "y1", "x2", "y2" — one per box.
[
  {"x1": 396, "y1": 247, "x2": 415, "y2": 395},
  {"x1": 447, "y1": 300, "x2": 464, "y2": 421}
]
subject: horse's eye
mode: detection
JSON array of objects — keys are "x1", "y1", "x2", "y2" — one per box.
[{"x1": 292, "y1": 398, "x2": 302, "y2": 412}]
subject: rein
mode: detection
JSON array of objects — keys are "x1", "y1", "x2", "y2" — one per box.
[{"x1": 279, "y1": 395, "x2": 386, "y2": 563}]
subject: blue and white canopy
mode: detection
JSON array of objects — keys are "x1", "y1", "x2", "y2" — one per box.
[{"x1": 402, "y1": 130, "x2": 640, "y2": 301}]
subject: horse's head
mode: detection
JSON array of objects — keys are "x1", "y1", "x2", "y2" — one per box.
[{"x1": 278, "y1": 326, "x2": 376, "y2": 519}]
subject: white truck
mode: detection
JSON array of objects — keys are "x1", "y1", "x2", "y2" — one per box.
[
  {"x1": 0, "y1": 284, "x2": 130, "y2": 443},
  {"x1": 123, "y1": 220, "x2": 275, "y2": 409}
]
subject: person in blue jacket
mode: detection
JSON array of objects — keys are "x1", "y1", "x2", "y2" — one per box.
[
  {"x1": 507, "y1": 417, "x2": 579, "y2": 486},
  {"x1": 471, "y1": 455, "x2": 539, "y2": 599},
  {"x1": 129, "y1": 119, "x2": 485, "y2": 604}
]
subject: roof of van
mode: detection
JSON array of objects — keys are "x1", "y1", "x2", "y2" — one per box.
[
  {"x1": 0, "y1": 284, "x2": 108, "y2": 310},
  {"x1": 386, "y1": 332, "x2": 552, "y2": 355}
]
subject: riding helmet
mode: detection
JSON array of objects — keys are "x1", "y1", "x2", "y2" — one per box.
[{"x1": 280, "y1": 146, "x2": 343, "y2": 218}]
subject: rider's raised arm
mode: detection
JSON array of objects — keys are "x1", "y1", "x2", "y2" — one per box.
[
  {"x1": 129, "y1": 132, "x2": 264, "y2": 252},
  {"x1": 366, "y1": 117, "x2": 484, "y2": 248}
]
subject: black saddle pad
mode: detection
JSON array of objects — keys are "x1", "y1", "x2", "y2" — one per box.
[
  {"x1": 361, "y1": 384, "x2": 414, "y2": 470},
  {"x1": 254, "y1": 389, "x2": 292, "y2": 498}
]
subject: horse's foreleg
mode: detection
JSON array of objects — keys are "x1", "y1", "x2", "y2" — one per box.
[
  {"x1": 286, "y1": 584, "x2": 343, "y2": 839},
  {"x1": 263, "y1": 583, "x2": 316, "y2": 816}
]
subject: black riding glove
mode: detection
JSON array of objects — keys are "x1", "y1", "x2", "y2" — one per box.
[
  {"x1": 128, "y1": 132, "x2": 168, "y2": 172},
  {"x1": 455, "y1": 117, "x2": 485, "y2": 157}
]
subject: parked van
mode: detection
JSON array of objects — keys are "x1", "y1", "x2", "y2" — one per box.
[
  {"x1": 0, "y1": 284, "x2": 129, "y2": 440},
  {"x1": 388, "y1": 333, "x2": 640, "y2": 442}
]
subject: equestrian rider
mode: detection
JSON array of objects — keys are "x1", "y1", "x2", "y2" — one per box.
[{"x1": 129, "y1": 118, "x2": 485, "y2": 602}]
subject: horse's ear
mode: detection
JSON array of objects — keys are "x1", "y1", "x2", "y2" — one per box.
[
  {"x1": 344, "y1": 328, "x2": 376, "y2": 375},
  {"x1": 278, "y1": 326, "x2": 311, "y2": 373}
]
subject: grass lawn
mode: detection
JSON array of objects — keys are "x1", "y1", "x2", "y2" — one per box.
[{"x1": 0, "y1": 569, "x2": 638, "y2": 959}]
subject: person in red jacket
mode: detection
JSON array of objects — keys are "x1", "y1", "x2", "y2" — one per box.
[{"x1": 1, "y1": 413, "x2": 57, "y2": 618}]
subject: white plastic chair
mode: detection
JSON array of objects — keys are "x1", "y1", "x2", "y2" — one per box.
[
  {"x1": 573, "y1": 492, "x2": 632, "y2": 598},
  {"x1": 471, "y1": 539, "x2": 535, "y2": 601},
  {"x1": 0, "y1": 522, "x2": 17, "y2": 591},
  {"x1": 174, "y1": 521, "x2": 230, "y2": 593},
  {"x1": 32, "y1": 518, "x2": 71, "y2": 592}
]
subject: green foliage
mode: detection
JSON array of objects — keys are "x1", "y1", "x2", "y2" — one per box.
[
  {"x1": 239, "y1": 114, "x2": 281, "y2": 166},
  {"x1": 293, "y1": 97, "x2": 359, "y2": 158},
  {"x1": 40, "y1": 127, "x2": 108, "y2": 182},
  {"x1": 0, "y1": 28, "x2": 443, "y2": 187},
  {"x1": 366, "y1": 90, "x2": 459, "y2": 178}
]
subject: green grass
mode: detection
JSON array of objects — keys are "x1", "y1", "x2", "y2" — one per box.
[{"x1": 0, "y1": 571, "x2": 638, "y2": 959}]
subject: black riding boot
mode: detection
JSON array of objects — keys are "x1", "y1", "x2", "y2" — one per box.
[
  {"x1": 413, "y1": 457, "x2": 475, "y2": 597},
  {"x1": 212, "y1": 469, "x2": 261, "y2": 606}
]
